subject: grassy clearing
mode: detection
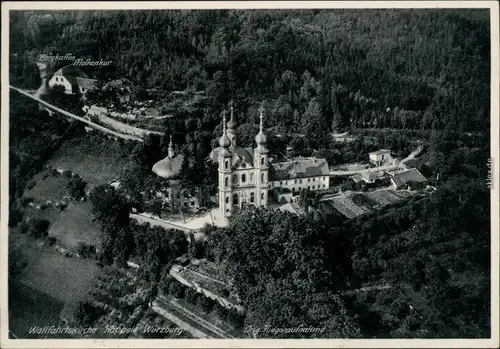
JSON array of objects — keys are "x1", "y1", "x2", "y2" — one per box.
[
  {"x1": 9, "y1": 231, "x2": 99, "y2": 338},
  {"x1": 49, "y1": 201, "x2": 102, "y2": 250},
  {"x1": 9, "y1": 282, "x2": 65, "y2": 339},
  {"x1": 24, "y1": 172, "x2": 69, "y2": 203},
  {"x1": 24, "y1": 206, "x2": 62, "y2": 227},
  {"x1": 47, "y1": 133, "x2": 131, "y2": 187},
  {"x1": 19, "y1": 241, "x2": 99, "y2": 318}
]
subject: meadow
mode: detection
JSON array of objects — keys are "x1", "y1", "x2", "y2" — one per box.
[
  {"x1": 48, "y1": 201, "x2": 102, "y2": 250},
  {"x1": 47, "y1": 132, "x2": 131, "y2": 187}
]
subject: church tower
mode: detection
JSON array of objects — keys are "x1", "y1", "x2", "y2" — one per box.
[
  {"x1": 227, "y1": 100, "x2": 238, "y2": 149},
  {"x1": 168, "y1": 134, "x2": 175, "y2": 158},
  {"x1": 218, "y1": 111, "x2": 233, "y2": 217},
  {"x1": 254, "y1": 103, "x2": 269, "y2": 207}
]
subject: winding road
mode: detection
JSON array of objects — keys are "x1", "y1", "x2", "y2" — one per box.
[
  {"x1": 329, "y1": 145, "x2": 424, "y2": 176},
  {"x1": 10, "y1": 86, "x2": 144, "y2": 142}
]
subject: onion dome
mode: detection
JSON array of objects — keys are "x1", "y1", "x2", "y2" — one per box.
[
  {"x1": 152, "y1": 134, "x2": 184, "y2": 179},
  {"x1": 227, "y1": 101, "x2": 237, "y2": 131},
  {"x1": 152, "y1": 155, "x2": 184, "y2": 179},
  {"x1": 227, "y1": 101, "x2": 238, "y2": 148},
  {"x1": 254, "y1": 104, "x2": 268, "y2": 148},
  {"x1": 219, "y1": 116, "x2": 231, "y2": 148}
]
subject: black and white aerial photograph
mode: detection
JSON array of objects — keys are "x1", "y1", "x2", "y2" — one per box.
[{"x1": 2, "y1": 2, "x2": 498, "y2": 348}]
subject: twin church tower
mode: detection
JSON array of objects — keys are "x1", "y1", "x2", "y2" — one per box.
[{"x1": 215, "y1": 102, "x2": 269, "y2": 218}]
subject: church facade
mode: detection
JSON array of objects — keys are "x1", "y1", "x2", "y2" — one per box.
[
  {"x1": 214, "y1": 104, "x2": 269, "y2": 218},
  {"x1": 212, "y1": 103, "x2": 330, "y2": 218}
]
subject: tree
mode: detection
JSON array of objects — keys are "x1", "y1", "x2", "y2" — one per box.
[
  {"x1": 302, "y1": 98, "x2": 328, "y2": 149},
  {"x1": 67, "y1": 174, "x2": 87, "y2": 200},
  {"x1": 205, "y1": 207, "x2": 355, "y2": 336},
  {"x1": 178, "y1": 153, "x2": 193, "y2": 186},
  {"x1": 29, "y1": 218, "x2": 50, "y2": 238},
  {"x1": 89, "y1": 185, "x2": 130, "y2": 231},
  {"x1": 331, "y1": 83, "x2": 343, "y2": 132},
  {"x1": 8, "y1": 243, "x2": 28, "y2": 282}
]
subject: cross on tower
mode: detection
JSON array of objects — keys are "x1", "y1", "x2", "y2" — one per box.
[
  {"x1": 259, "y1": 101, "x2": 266, "y2": 126},
  {"x1": 258, "y1": 101, "x2": 265, "y2": 115}
]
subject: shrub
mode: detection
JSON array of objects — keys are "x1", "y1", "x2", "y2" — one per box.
[
  {"x1": 199, "y1": 296, "x2": 216, "y2": 313},
  {"x1": 9, "y1": 207, "x2": 23, "y2": 227},
  {"x1": 225, "y1": 308, "x2": 245, "y2": 328},
  {"x1": 62, "y1": 170, "x2": 73, "y2": 179},
  {"x1": 20, "y1": 196, "x2": 34, "y2": 207},
  {"x1": 18, "y1": 220, "x2": 30, "y2": 234},
  {"x1": 26, "y1": 179, "x2": 36, "y2": 190},
  {"x1": 67, "y1": 175, "x2": 87, "y2": 200},
  {"x1": 184, "y1": 288, "x2": 198, "y2": 304},
  {"x1": 47, "y1": 236, "x2": 57, "y2": 246},
  {"x1": 29, "y1": 218, "x2": 50, "y2": 238},
  {"x1": 74, "y1": 301, "x2": 105, "y2": 326},
  {"x1": 77, "y1": 242, "x2": 97, "y2": 259},
  {"x1": 168, "y1": 280, "x2": 186, "y2": 299}
]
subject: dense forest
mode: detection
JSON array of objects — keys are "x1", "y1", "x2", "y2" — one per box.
[
  {"x1": 9, "y1": 9, "x2": 491, "y2": 339},
  {"x1": 11, "y1": 9, "x2": 490, "y2": 201},
  {"x1": 10, "y1": 9, "x2": 489, "y2": 137}
]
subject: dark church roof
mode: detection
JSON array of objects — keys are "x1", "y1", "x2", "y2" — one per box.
[
  {"x1": 232, "y1": 147, "x2": 254, "y2": 167},
  {"x1": 271, "y1": 158, "x2": 329, "y2": 181},
  {"x1": 210, "y1": 146, "x2": 254, "y2": 167}
]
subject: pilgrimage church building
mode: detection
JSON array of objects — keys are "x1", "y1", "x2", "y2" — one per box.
[
  {"x1": 150, "y1": 102, "x2": 330, "y2": 226},
  {"x1": 211, "y1": 103, "x2": 330, "y2": 219}
]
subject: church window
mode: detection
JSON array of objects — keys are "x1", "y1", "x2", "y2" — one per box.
[
  {"x1": 280, "y1": 181, "x2": 283, "y2": 185},
  {"x1": 233, "y1": 174, "x2": 238, "y2": 185},
  {"x1": 308, "y1": 178, "x2": 310, "y2": 182},
  {"x1": 261, "y1": 157, "x2": 265, "y2": 165},
  {"x1": 225, "y1": 196, "x2": 229, "y2": 204},
  {"x1": 261, "y1": 173, "x2": 265, "y2": 183},
  {"x1": 233, "y1": 193, "x2": 239, "y2": 205},
  {"x1": 261, "y1": 192, "x2": 265, "y2": 200},
  {"x1": 225, "y1": 161, "x2": 229, "y2": 169},
  {"x1": 313, "y1": 177, "x2": 316, "y2": 182},
  {"x1": 299, "y1": 179, "x2": 303, "y2": 184},
  {"x1": 225, "y1": 177, "x2": 229, "y2": 187},
  {"x1": 242, "y1": 174, "x2": 246, "y2": 183},
  {"x1": 312, "y1": 185, "x2": 315, "y2": 189},
  {"x1": 250, "y1": 192, "x2": 255, "y2": 203},
  {"x1": 250, "y1": 173, "x2": 254, "y2": 183},
  {"x1": 323, "y1": 184, "x2": 326, "y2": 188}
]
